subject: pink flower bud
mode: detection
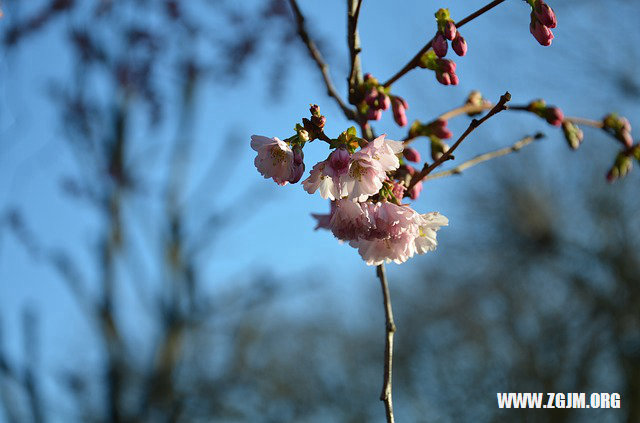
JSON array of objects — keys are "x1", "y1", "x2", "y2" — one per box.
[
  {"x1": 450, "y1": 73, "x2": 459, "y2": 85},
  {"x1": 544, "y1": 107, "x2": 564, "y2": 126},
  {"x1": 433, "y1": 32, "x2": 448, "y2": 58},
  {"x1": 452, "y1": 34, "x2": 467, "y2": 56},
  {"x1": 391, "y1": 182, "x2": 406, "y2": 200},
  {"x1": 392, "y1": 97, "x2": 408, "y2": 127},
  {"x1": 366, "y1": 107, "x2": 382, "y2": 121},
  {"x1": 379, "y1": 93, "x2": 391, "y2": 111},
  {"x1": 329, "y1": 148, "x2": 350, "y2": 175},
  {"x1": 534, "y1": 1, "x2": 556, "y2": 29},
  {"x1": 443, "y1": 21, "x2": 457, "y2": 41},
  {"x1": 403, "y1": 147, "x2": 421, "y2": 163},
  {"x1": 293, "y1": 146, "x2": 304, "y2": 165},
  {"x1": 289, "y1": 162, "x2": 305, "y2": 184},
  {"x1": 436, "y1": 71, "x2": 451, "y2": 85},
  {"x1": 364, "y1": 88, "x2": 378, "y2": 107},
  {"x1": 530, "y1": 16, "x2": 554, "y2": 46},
  {"x1": 436, "y1": 58, "x2": 456, "y2": 73},
  {"x1": 408, "y1": 181, "x2": 423, "y2": 200},
  {"x1": 430, "y1": 119, "x2": 453, "y2": 139}
]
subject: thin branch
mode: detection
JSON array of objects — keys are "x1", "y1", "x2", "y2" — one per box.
[
  {"x1": 426, "y1": 133, "x2": 545, "y2": 181},
  {"x1": 288, "y1": 0, "x2": 357, "y2": 120},
  {"x1": 377, "y1": 263, "x2": 396, "y2": 423},
  {"x1": 407, "y1": 92, "x2": 511, "y2": 191},
  {"x1": 382, "y1": 0, "x2": 507, "y2": 87},
  {"x1": 347, "y1": 0, "x2": 364, "y2": 104}
]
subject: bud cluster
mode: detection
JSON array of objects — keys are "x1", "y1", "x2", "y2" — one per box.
[
  {"x1": 418, "y1": 51, "x2": 459, "y2": 86},
  {"x1": 528, "y1": 0, "x2": 557, "y2": 46},
  {"x1": 433, "y1": 9, "x2": 468, "y2": 58},
  {"x1": 603, "y1": 113, "x2": 633, "y2": 149},
  {"x1": 358, "y1": 74, "x2": 409, "y2": 126},
  {"x1": 527, "y1": 99, "x2": 564, "y2": 126}
]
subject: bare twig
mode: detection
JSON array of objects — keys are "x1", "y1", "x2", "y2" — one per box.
[
  {"x1": 382, "y1": 0, "x2": 507, "y2": 87},
  {"x1": 426, "y1": 133, "x2": 545, "y2": 181},
  {"x1": 288, "y1": 0, "x2": 357, "y2": 120},
  {"x1": 377, "y1": 264, "x2": 396, "y2": 423},
  {"x1": 407, "y1": 92, "x2": 511, "y2": 191}
]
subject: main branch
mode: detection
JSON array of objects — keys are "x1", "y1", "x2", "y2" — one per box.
[
  {"x1": 377, "y1": 263, "x2": 396, "y2": 423},
  {"x1": 288, "y1": 0, "x2": 357, "y2": 120}
]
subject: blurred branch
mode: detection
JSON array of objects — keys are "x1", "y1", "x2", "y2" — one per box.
[
  {"x1": 407, "y1": 92, "x2": 511, "y2": 192},
  {"x1": 288, "y1": 0, "x2": 357, "y2": 120},
  {"x1": 426, "y1": 133, "x2": 545, "y2": 181},
  {"x1": 376, "y1": 264, "x2": 396, "y2": 423}
]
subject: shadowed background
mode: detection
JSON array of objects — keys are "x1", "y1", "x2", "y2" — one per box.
[{"x1": 0, "y1": 0, "x2": 639, "y2": 422}]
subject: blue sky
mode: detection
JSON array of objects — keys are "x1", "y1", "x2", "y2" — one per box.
[{"x1": 1, "y1": 0, "x2": 639, "y2": 419}]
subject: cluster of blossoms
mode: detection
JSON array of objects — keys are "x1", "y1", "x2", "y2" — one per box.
[
  {"x1": 251, "y1": 105, "x2": 448, "y2": 266},
  {"x1": 528, "y1": 0, "x2": 557, "y2": 46}
]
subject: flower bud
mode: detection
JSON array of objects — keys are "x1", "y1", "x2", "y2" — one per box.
[
  {"x1": 534, "y1": 1, "x2": 557, "y2": 29},
  {"x1": 311, "y1": 115, "x2": 326, "y2": 129},
  {"x1": 431, "y1": 138, "x2": 449, "y2": 161},
  {"x1": 606, "y1": 153, "x2": 633, "y2": 182},
  {"x1": 443, "y1": 21, "x2": 457, "y2": 41},
  {"x1": 544, "y1": 107, "x2": 564, "y2": 126},
  {"x1": 530, "y1": 16, "x2": 554, "y2": 46},
  {"x1": 298, "y1": 129, "x2": 310, "y2": 142},
  {"x1": 293, "y1": 146, "x2": 304, "y2": 165},
  {"x1": 310, "y1": 104, "x2": 321, "y2": 117},
  {"x1": 403, "y1": 147, "x2": 421, "y2": 163},
  {"x1": 429, "y1": 119, "x2": 453, "y2": 139},
  {"x1": 391, "y1": 182, "x2": 406, "y2": 201},
  {"x1": 452, "y1": 34, "x2": 467, "y2": 56},
  {"x1": 329, "y1": 148, "x2": 350, "y2": 174},
  {"x1": 364, "y1": 88, "x2": 378, "y2": 107},
  {"x1": 561, "y1": 121, "x2": 583, "y2": 150},
  {"x1": 408, "y1": 181, "x2": 423, "y2": 200},
  {"x1": 366, "y1": 107, "x2": 382, "y2": 121},
  {"x1": 391, "y1": 96, "x2": 408, "y2": 127},
  {"x1": 379, "y1": 93, "x2": 391, "y2": 111},
  {"x1": 436, "y1": 71, "x2": 451, "y2": 85},
  {"x1": 433, "y1": 32, "x2": 448, "y2": 58}
]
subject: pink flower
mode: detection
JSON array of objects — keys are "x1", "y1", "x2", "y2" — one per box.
[
  {"x1": 351, "y1": 233, "x2": 417, "y2": 266},
  {"x1": 452, "y1": 34, "x2": 467, "y2": 56},
  {"x1": 302, "y1": 149, "x2": 351, "y2": 200},
  {"x1": 329, "y1": 199, "x2": 374, "y2": 241},
  {"x1": 414, "y1": 212, "x2": 449, "y2": 254},
  {"x1": 348, "y1": 203, "x2": 448, "y2": 265},
  {"x1": 251, "y1": 135, "x2": 298, "y2": 185},
  {"x1": 311, "y1": 201, "x2": 336, "y2": 231},
  {"x1": 359, "y1": 134, "x2": 404, "y2": 172},
  {"x1": 433, "y1": 32, "x2": 448, "y2": 58}
]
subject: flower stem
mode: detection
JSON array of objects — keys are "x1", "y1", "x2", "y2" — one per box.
[{"x1": 377, "y1": 263, "x2": 396, "y2": 423}]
